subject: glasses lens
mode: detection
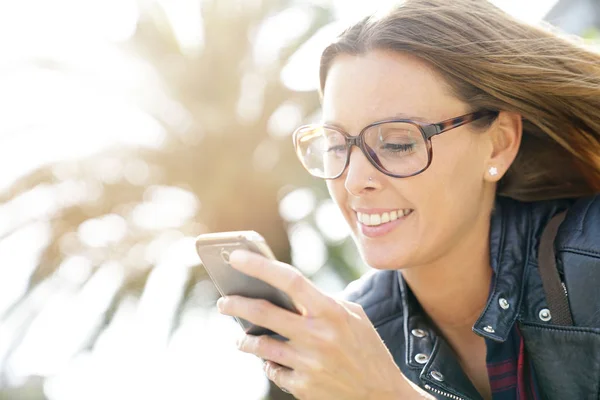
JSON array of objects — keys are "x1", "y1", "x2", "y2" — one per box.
[
  {"x1": 294, "y1": 126, "x2": 347, "y2": 178},
  {"x1": 363, "y1": 122, "x2": 429, "y2": 176}
]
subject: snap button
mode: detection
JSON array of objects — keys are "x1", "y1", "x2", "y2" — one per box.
[
  {"x1": 431, "y1": 371, "x2": 445, "y2": 382},
  {"x1": 539, "y1": 308, "x2": 552, "y2": 322},
  {"x1": 499, "y1": 298, "x2": 510, "y2": 310},
  {"x1": 411, "y1": 328, "x2": 427, "y2": 338},
  {"x1": 483, "y1": 325, "x2": 495, "y2": 333},
  {"x1": 414, "y1": 353, "x2": 429, "y2": 364}
]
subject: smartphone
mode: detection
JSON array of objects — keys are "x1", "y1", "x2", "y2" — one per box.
[{"x1": 195, "y1": 230, "x2": 297, "y2": 337}]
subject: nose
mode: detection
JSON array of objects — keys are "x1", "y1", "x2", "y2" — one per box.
[{"x1": 343, "y1": 146, "x2": 382, "y2": 195}]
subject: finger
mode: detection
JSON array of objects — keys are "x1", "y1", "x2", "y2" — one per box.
[
  {"x1": 264, "y1": 361, "x2": 301, "y2": 397},
  {"x1": 218, "y1": 296, "x2": 301, "y2": 340},
  {"x1": 341, "y1": 300, "x2": 366, "y2": 317},
  {"x1": 229, "y1": 250, "x2": 333, "y2": 316},
  {"x1": 237, "y1": 334, "x2": 298, "y2": 369}
]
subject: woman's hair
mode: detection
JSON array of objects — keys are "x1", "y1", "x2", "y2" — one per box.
[{"x1": 319, "y1": 0, "x2": 600, "y2": 201}]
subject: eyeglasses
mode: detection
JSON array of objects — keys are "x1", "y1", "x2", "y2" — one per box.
[{"x1": 292, "y1": 110, "x2": 498, "y2": 180}]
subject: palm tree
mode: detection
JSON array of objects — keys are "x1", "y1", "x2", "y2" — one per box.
[{"x1": 0, "y1": 1, "x2": 354, "y2": 398}]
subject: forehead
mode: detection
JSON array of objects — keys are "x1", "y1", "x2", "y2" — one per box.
[{"x1": 322, "y1": 50, "x2": 459, "y2": 126}]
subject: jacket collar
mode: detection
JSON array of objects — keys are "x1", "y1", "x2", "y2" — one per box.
[
  {"x1": 472, "y1": 197, "x2": 531, "y2": 342},
  {"x1": 395, "y1": 197, "x2": 533, "y2": 400},
  {"x1": 399, "y1": 197, "x2": 531, "y2": 344},
  {"x1": 398, "y1": 273, "x2": 483, "y2": 400},
  {"x1": 393, "y1": 196, "x2": 575, "y2": 399}
]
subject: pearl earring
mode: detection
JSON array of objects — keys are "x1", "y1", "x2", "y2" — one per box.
[{"x1": 489, "y1": 166, "x2": 498, "y2": 176}]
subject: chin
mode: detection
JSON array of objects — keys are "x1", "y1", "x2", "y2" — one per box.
[
  {"x1": 359, "y1": 246, "x2": 411, "y2": 270},
  {"x1": 348, "y1": 230, "x2": 408, "y2": 270}
]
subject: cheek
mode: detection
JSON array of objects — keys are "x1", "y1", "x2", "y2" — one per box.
[
  {"x1": 418, "y1": 136, "x2": 486, "y2": 230},
  {"x1": 326, "y1": 179, "x2": 347, "y2": 212}
]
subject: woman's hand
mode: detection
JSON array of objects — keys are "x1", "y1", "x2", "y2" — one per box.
[{"x1": 216, "y1": 250, "x2": 425, "y2": 400}]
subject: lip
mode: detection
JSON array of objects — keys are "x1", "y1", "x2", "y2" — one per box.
[
  {"x1": 353, "y1": 207, "x2": 411, "y2": 214},
  {"x1": 355, "y1": 209, "x2": 414, "y2": 238}
]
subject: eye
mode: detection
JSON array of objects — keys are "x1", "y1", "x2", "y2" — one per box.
[
  {"x1": 367, "y1": 123, "x2": 424, "y2": 158},
  {"x1": 322, "y1": 129, "x2": 346, "y2": 154},
  {"x1": 382, "y1": 142, "x2": 416, "y2": 152},
  {"x1": 378, "y1": 127, "x2": 418, "y2": 150}
]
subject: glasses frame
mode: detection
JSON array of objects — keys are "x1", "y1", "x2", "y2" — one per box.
[{"x1": 292, "y1": 109, "x2": 499, "y2": 179}]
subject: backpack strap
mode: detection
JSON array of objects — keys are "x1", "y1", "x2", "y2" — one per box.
[{"x1": 538, "y1": 211, "x2": 573, "y2": 326}]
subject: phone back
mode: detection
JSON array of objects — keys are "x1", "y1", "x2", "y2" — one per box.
[{"x1": 196, "y1": 231, "x2": 296, "y2": 336}]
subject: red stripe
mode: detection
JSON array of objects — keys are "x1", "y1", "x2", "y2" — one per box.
[
  {"x1": 487, "y1": 360, "x2": 517, "y2": 376},
  {"x1": 490, "y1": 375, "x2": 518, "y2": 391}
]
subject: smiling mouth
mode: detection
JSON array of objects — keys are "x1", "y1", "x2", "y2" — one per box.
[{"x1": 356, "y1": 209, "x2": 414, "y2": 226}]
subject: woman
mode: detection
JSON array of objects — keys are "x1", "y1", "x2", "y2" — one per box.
[{"x1": 216, "y1": 0, "x2": 600, "y2": 399}]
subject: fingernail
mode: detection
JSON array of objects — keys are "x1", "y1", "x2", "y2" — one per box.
[{"x1": 216, "y1": 297, "x2": 226, "y2": 312}]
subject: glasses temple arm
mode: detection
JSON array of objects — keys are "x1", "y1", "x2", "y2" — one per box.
[{"x1": 423, "y1": 110, "x2": 499, "y2": 140}]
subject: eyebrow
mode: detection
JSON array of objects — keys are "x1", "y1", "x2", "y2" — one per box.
[
  {"x1": 323, "y1": 112, "x2": 430, "y2": 129},
  {"x1": 392, "y1": 112, "x2": 429, "y2": 122}
]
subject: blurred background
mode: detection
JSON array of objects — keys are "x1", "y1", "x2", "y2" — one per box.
[{"x1": 0, "y1": 0, "x2": 597, "y2": 399}]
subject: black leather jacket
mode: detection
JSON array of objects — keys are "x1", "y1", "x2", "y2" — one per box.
[{"x1": 342, "y1": 195, "x2": 600, "y2": 400}]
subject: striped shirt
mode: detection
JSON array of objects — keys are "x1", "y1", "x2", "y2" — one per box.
[{"x1": 485, "y1": 325, "x2": 541, "y2": 399}]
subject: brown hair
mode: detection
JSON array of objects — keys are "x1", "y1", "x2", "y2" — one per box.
[{"x1": 319, "y1": 0, "x2": 600, "y2": 201}]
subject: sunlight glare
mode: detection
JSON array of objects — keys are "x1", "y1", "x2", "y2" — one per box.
[
  {"x1": 278, "y1": 188, "x2": 317, "y2": 222},
  {"x1": 253, "y1": 6, "x2": 314, "y2": 66},
  {"x1": 268, "y1": 101, "x2": 304, "y2": 138},
  {"x1": 0, "y1": 68, "x2": 166, "y2": 193},
  {"x1": 135, "y1": 263, "x2": 190, "y2": 349},
  {"x1": 236, "y1": 73, "x2": 266, "y2": 124},
  {"x1": 281, "y1": 21, "x2": 347, "y2": 92},
  {"x1": 8, "y1": 262, "x2": 124, "y2": 380},
  {"x1": 155, "y1": 0, "x2": 205, "y2": 57},
  {"x1": 55, "y1": 256, "x2": 93, "y2": 287},
  {"x1": 0, "y1": 184, "x2": 59, "y2": 239},
  {"x1": 78, "y1": 214, "x2": 128, "y2": 248},
  {"x1": 289, "y1": 222, "x2": 327, "y2": 275},
  {"x1": 315, "y1": 199, "x2": 350, "y2": 243},
  {"x1": 132, "y1": 186, "x2": 200, "y2": 230},
  {"x1": 0, "y1": 222, "x2": 51, "y2": 317}
]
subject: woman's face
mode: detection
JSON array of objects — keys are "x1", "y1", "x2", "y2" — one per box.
[{"x1": 323, "y1": 50, "x2": 495, "y2": 270}]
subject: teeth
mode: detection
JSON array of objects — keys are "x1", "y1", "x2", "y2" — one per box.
[
  {"x1": 370, "y1": 214, "x2": 381, "y2": 225},
  {"x1": 358, "y1": 213, "x2": 364, "y2": 225},
  {"x1": 357, "y1": 209, "x2": 412, "y2": 227},
  {"x1": 360, "y1": 213, "x2": 370, "y2": 225},
  {"x1": 381, "y1": 212, "x2": 390, "y2": 223}
]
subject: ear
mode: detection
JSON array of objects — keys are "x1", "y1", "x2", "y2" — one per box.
[{"x1": 484, "y1": 111, "x2": 522, "y2": 182}]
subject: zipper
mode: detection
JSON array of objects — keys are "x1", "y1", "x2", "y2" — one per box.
[
  {"x1": 561, "y1": 281, "x2": 568, "y2": 297},
  {"x1": 424, "y1": 384, "x2": 464, "y2": 400}
]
